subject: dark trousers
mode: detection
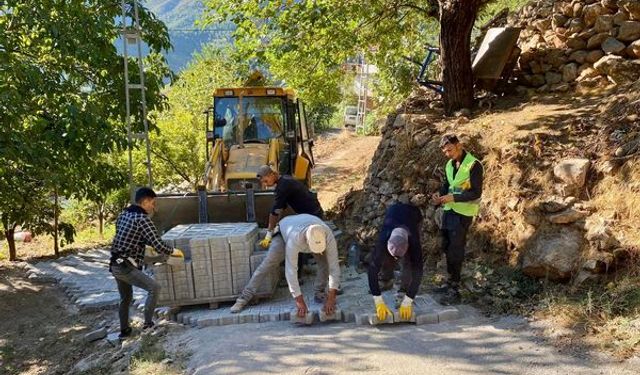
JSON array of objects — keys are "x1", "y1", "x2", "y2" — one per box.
[
  {"x1": 111, "y1": 262, "x2": 160, "y2": 331},
  {"x1": 379, "y1": 255, "x2": 413, "y2": 294},
  {"x1": 440, "y1": 211, "x2": 473, "y2": 284}
]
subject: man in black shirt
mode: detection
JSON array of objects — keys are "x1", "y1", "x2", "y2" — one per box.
[
  {"x1": 432, "y1": 134, "x2": 483, "y2": 305},
  {"x1": 368, "y1": 203, "x2": 423, "y2": 321},
  {"x1": 255, "y1": 165, "x2": 324, "y2": 291}
]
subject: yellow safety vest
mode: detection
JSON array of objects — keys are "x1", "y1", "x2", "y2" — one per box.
[{"x1": 444, "y1": 152, "x2": 481, "y2": 217}]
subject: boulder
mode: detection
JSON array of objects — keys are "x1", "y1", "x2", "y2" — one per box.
[
  {"x1": 540, "y1": 196, "x2": 577, "y2": 213},
  {"x1": 525, "y1": 74, "x2": 547, "y2": 87},
  {"x1": 522, "y1": 230, "x2": 583, "y2": 280},
  {"x1": 393, "y1": 114, "x2": 407, "y2": 128},
  {"x1": 601, "y1": 0, "x2": 618, "y2": 11},
  {"x1": 567, "y1": 18, "x2": 586, "y2": 33},
  {"x1": 577, "y1": 67, "x2": 601, "y2": 81},
  {"x1": 545, "y1": 71, "x2": 563, "y2": 84},
  {"x1": 574, "y1": 2, "x2": 585, "y2": 18},
  {"x1": 562, "y1": 63, "x2": 578, "y2": 82},
  {"x1": 613, "y1": 11, "x2": 629, "y2": 25},
  {"x1": 617, "y1": 21, "x2": 640, "y2": 41},
  {"x1": 595, "y1": 14, "x2": 615, "y2": 32},
  {"x1": 566, "y1": 35, "x2": 588, "y2": 49},
  {"x1": 585, "y1": 49, "x2": 605, "y2": 63},
  {"x1": 533, "y1": 18, "x2": 552, "y2": 33},
  {"x1": 553, "y1": 158, "x2": 591, "y2": 187},
  {"x1": 601, "y1": 37, "x2": 626, "y2": 54},
  {"x1": 584, "y1": 3, "x2": 612, "y2": 27},
  {"x1": 585, "y1": 216, "x2": 619, "y2": 250},
  {"x1": 569, "y1": 50, "x2": 589, "y2": 64},
  {"x1": 593, "y1": 55, "x2": 640, "y2": 84},
  {"x1": 546, "y1": 49, "x2": 568, "y2": 67},
  {"x1": 547, "y1": 208, "x2": 589, "y2": 224},
  {"x1": 620, "y1": 0, "x2": 640, "y2": 21},
  {"x1": 627, "y1": 40, "x2": 640, "y2": 57},
  {"x1": 587, "y1": 32, "x2": 611, "y2": 48},
  {"x1": 553, "y1": 14, "x2": 570, "y2": 29}
]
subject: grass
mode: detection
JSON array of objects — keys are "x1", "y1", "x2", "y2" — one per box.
[
  {"x1": 0, "y1": 224, "x2": 114, "y2": 262},
  {"x1": 129, "y1": 334, "x2": 184, "y2": 375}
]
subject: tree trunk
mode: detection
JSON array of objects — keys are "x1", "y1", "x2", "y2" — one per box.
[
  {"x1": 2, "y1": 215, "x2": 17, "y2": 261},
  {"x1": 53, "y1": 189, "x2": 59, "y2": 257},
  {"x1": 439, "y1": 1, "x2": 481, "y2": 115},
  {"x1": 98, "y1": 202, "x2": 105, "y2": 239},
  {"x1": 5, "y1": 228, "x2": 17, "y2": 262}
]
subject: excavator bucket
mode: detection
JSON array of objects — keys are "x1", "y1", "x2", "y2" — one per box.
[{"x1": 151, "y1": 191, "x2": 291, "y2": 234}]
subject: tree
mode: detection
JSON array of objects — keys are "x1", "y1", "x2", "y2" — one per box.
[
  {"x1": 143, "y1": 45, "x2": 243, "y2": 189},
  {"x1": 203, "y1": 0, "x2": 497, "y2": 115},
  {"x1": 0, "y1": 0, "x2": 172, "y2": 260}
]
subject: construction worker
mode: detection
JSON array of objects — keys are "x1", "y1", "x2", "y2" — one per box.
[
  {"x1": 109, "y1": 187, "x2": 184, "y2": 338},
  {"x1": 368, "y1": 203, "x2": 423, "y2": 322},
  {"x1": 256, "y1": 164, "x2": 323, "y2": 280},
  {"x1": 231, "y1": 214, "x2": 340, "y2": 317},
  {"x1": 431, "y1": 134, "x2": 483, "y2": 305}
]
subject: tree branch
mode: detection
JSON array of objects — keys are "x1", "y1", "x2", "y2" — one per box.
[{"x1": 150, "y1": 149, "x2": 194, "y2": 185}]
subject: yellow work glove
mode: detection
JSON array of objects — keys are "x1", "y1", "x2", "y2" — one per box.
[
  {"x1": 399, "y1": 295, "x2": 413, "y2": 321},
  {"x1": 259, "y1": 230, "x2": 273, "y2": 248},
  {"x1": 171, "y1": 248, "x2": 184, "y2": 258},
  {"x1": 373, "y1": 296, "x2": 392, "y2": 321}
]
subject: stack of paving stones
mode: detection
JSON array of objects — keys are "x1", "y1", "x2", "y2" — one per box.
[{"x1": 155, "y1": 223, "x2": 279, "y2": 307}]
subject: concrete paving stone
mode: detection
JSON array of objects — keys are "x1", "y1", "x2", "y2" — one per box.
[
  {"x1": 291, "y1": 310, "x2": 315, "y2": 325},
  {"x1": 437, "y1": 307, "x2": 460, "y2": 322},
  {"x1": 392, "y1": 311, "x2": 417, "y2": 324},
  {"x1": 355, "y1": 313, "x2": 370, "y2": 326},
  {"x1": 416, "y1": 312, "x2": 439, "y2": 325},
  {"x1": 259, "y1": 312, "x2": 280, "y2": 323},
  {"x1": 198, "y1": 317, "x2": 220, "y2": 327},
  {"x1": 368, "y1": 313, "x2": 394, "y2": 325},
  {"x1": 219, "y1": 315, "x2": 238, "y2": 326},
  {"x1": 319, "y1": 309, "x2": 342, "y2": 322}
]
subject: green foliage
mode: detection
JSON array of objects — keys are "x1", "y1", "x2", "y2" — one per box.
[
  {"x1": 0, "y1": 0, "x2": 171, "y2": 258},
  {"x1": 141, "y1": 45, "x2": 242, "y2": 188}
]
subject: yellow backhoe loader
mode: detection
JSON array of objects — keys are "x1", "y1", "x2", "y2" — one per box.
[{"x1": 152, "y1": 84, "x2": 316, "y2": 232}]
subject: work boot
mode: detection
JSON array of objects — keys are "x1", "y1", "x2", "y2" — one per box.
[
  {"x1": 230, "y1": 297, "x2": 249, "y2": 313},
  {"x1": 379, "y1": 279, "x2": 394, "y2": 292},
  {"x1": 432, "y1": 281, "x2": 452, "y2": 294},
  {"x1": 142, "y1": 322, "x2": 155, "y2": 330},
  {"x1": 440, "y1": 287, "x2": 461, "y2": 306},
  {"x1": 119, "y1": 327, "x2": 133, "y2": 339}
]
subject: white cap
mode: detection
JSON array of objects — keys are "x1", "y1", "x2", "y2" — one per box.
[{"x1": 305, "y1": 224, "x2": 327, "y2": 253}]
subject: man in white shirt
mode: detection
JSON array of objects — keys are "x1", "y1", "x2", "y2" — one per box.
[{"x1": 230, "y1": 214, "x2": 340, "y2": 317}]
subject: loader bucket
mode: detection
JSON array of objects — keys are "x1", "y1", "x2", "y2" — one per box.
[{"x1": 151, "y1": 191, "x2": 294, "y2": 234}]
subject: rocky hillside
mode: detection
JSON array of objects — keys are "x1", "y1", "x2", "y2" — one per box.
[
  {"x1": 332, "y1": 0, "x2": 640, "y2": 285},
  {"x1": 510, "y1": 0, "x2": 640, "y2": 91}
]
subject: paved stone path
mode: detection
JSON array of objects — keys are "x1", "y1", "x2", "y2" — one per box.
[{"x1": 25, "y1": 249, "x2": 464, "y2": 327}]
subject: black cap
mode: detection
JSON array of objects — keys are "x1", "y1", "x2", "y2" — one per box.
[{"x1": 439, "y1": 134, "x2": 459, "y2": 148}]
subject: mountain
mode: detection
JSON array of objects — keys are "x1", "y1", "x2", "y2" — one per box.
[{"x1": 145, "y1": 0, "x2": 233, "y2": 72}]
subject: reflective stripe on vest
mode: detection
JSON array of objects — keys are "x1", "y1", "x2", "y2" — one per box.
[{"x1": 444, "y1": 152, "x2": 481, "y2": 217}]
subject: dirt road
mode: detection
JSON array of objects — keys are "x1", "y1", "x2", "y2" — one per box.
[{"x1": 312, "y1": 130, "x2": 381, "y2": 210}]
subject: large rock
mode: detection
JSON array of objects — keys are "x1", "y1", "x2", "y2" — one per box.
[
  {"x1": 613, "y1": 11, "x2": 630, "y2": 25},
  {"x1": 617, "y1": 21, "x2": 640, "y2": 41},
  {"x1": 533, "y1": 18, "x2": 552, "y2": 33},
  {"x1": 562, "y1": 63, "x2": 578, "y2": 82},
  {"x1": 566, "y1": 34, "x2": 588, "y2": 49},
  {"x1": 584, "y1": 3, "x2": 612, "y2": 27},
  {"x1": 587, "y1": 32, "x2": 611, "y2": 49},
  {"x1": 540, "y1": 196, "x2": 577, "y2": 213},
  {"x1": 553, "y1": 158, "x2": 591, "y2": 187},
  {"x1": 545, "y1": 71, "x2": 563, "y2": 84},
  {"x1": 620, "y1": 0, "x2": 640, "y2": 21},
  {"x1": 522, "y1": 230, "x2": 583, "y2": 280},
  {"x1": 568, "y1": 18, "x2": 586, "y2": 33},
  {"x1": 585, "y1": 49, "x2": 605, "y2": 63},
  {"x1": 627, "y1": 40, "x2": 640, "y2": 57},
  {"x1": 553, "y1": 14, "x2": 570, "y2": 29},
  {"x1": 569, "y1": 50, "x2": 589, "y2": 64},
  {"x1": 585, "y1": 216, "x2": 619, "y2": 250},
  {"x1": 593, "y1": 55, "x2": 640, "y2": 84},
  {"x1": 595, "y1": 14, "x2": 615, "y2": 32},
  {"x1": 602, "y1": 37, "x2": 626, "y2": 54}
]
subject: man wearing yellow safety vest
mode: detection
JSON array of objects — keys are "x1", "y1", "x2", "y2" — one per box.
[{"x1": 431, "y1": 134, "x2": 483, "y2": 305}]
